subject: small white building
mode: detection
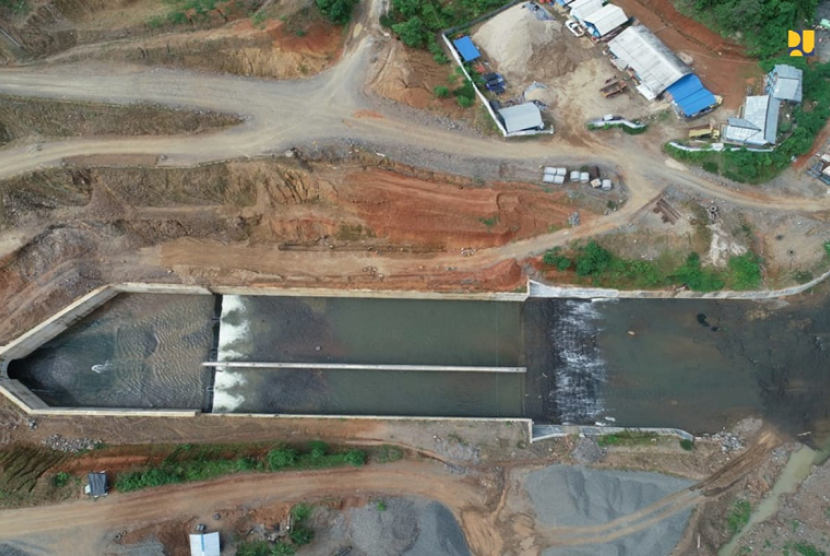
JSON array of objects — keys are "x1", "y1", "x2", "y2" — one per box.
[
  {"x1": 189, "y1": 532, "x2": 221, "y2": 556},
  {"x1": 498, "y1": 103, "x2": 544, "y2": 134},
  {"x1": 723, "y1": 95, "x2": 780, "y2": 147}
]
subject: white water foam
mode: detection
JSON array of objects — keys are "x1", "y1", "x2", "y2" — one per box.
[
  {"x1": 217, "y1": 295, "x2": 250, "y2": 362},
  {"x1": 552, "y1": 300, "x2": 607, "y2": 423},
  {"x1": 211, "y1": 369, "x2": 247, "y2": 412}
]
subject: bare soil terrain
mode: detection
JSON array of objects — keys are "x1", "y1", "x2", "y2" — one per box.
[{"x1": 0, "y1": 95, "x2": 241, "y2": 146}]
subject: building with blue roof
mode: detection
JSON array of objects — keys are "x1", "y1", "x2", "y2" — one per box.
[
  {"x1": 452, "y1": 36, "x2": 481, "y2": 62},
  {"x1": 665, "y1": 74, "x2": 718, "y2": 119}
]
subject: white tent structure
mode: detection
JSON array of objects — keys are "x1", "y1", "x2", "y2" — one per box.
[
  {"x1": 608, "y1": 25, "x2": 691, "y2": 100},
  {"x1": 189, "y1": 533, "x2": 220, "y2": 556},
  {"x1": 498, "y1": 103, "x2": 544, "y2": 134}
]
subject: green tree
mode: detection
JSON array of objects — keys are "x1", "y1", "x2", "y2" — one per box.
[
  {"x1": 433, "y1": 85, "x2": 450, "y2": 98},
  {"x1": 290, "y1": 503, "x2": 313, "y2": 522},
  {"x1": 309, "y1": 440, "x2": 328, "y2": 459},
  {"x1": 391, "y1": 0, "x2": 420, "y2": 18},
  {"x1": 315, "y1": 0, "x2": 358, "y2": 25},
  {"x1": 456, "y1": 95, "x2": 474, "y2": 108},
  {"x1": 575, "y1": 241, "x2": 612, "y2": 277},
  {"x1": 392, "y1": 16, "x2": 430, "y2": 48},
  {"x1": 344, "y1": 449, "x2": 367, "y2": 466},
  {"x1": 289, "y1": 525, "x2": 315, "y2": 546},
  {"x1": 271, "y1": 542, "x2": 296, "y2": 556},
  {"x1": 267, "y1": 448, "x2": 298, "y2": 469}
]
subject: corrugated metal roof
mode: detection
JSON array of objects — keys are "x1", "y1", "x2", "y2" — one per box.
[
  {"x1": 723, "y1": 95, "x2": 779, "y2": 146},
  {"x1": 666, "y1": 74, "x2": 717, "y2": 117},
  {"x1": 498, "y1": 103, "x2": 543, "y2": 133},
  {"x1": 770, "y1": 64, "x2": 803, "y2": 103},
  {"x1": 87, "y1": 472, "x2": 107, "y2": 497},
  {"x1": 452, "y1": 36, "x2": 481, "y2": 62},
  {"x1": 190, "y1": 533, "x2": 221, "y2": 556},
  {"x1": 583, "y1": 4, "x2": 628, "y2": 37},
  {"x1": 569, "y1": 0, "x2": 604, "y2": 21},
  {"x1": 608, "y1": 26, "x2": 691, "y2": 98}
]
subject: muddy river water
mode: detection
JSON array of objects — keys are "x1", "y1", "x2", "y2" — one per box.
[{"x1": 7, "y1": 292, "x2": 830, "y2": 440}]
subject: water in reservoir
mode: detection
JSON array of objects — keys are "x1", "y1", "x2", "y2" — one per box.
[
  {"x1": 7, "y1": 292, "x2": 830, "y2": 441},
  {"x1": 212, "y1": 295, "x2": 525, "y2": 416},
  {"x1": 7, "y1": 294, "x2": 215, "y2": 410}
]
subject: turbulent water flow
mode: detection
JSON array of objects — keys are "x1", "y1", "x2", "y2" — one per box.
[
  {"x1": 549, "y1": 300, "x2": 608, "y2": 424},
  {"x1": 8, "y1": 294, "x2": 215, "y2": 409}
]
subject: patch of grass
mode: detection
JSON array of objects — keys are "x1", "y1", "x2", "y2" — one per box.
[
  {"x1": 375, "y1": 445, "x2": 404, "y2": 464},
  {"x1": 726, "y1": 253, "x2": 762, "y2": 290},
  {"x1": 116, "y1": 442, "x2": 368, "y2": 492},
  {"x1": 479, "y1": 215, "x2": 498, "y2": 228},
  {"x1": 376, "y1": 499, "x2": 387, "y2": 511},
  {"x1": 726, "y1": 499, "x2": 752, "y2": 535},
  {"x1": 596, "y1": 431, "x2": 658, "y2": 447},
  {"x1": 786, "y1": 542, "x2": 826, "y2": 556},
  {"x1": 679, "y1": 439, "x2": 694, "y2": 451}
]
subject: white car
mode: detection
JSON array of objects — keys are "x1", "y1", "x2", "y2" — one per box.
[{"x1": 566, "y1": 20, "x2": 585, "y2": 37}]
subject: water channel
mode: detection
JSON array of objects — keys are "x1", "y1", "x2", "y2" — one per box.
[{"x1": 6, "y1": 292, "x2": 830, "y2": 441}]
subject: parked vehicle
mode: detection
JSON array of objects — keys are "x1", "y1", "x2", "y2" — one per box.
[{"x1": 566, "y1": 20, "x2": 585, "y2": 37}]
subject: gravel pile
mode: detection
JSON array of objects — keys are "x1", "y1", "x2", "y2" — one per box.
[
  {"x1": 41, "y1": 434, "x2": 101, "y2": 453},
  {"x1": 525, "y1": 465, "x2": 694, "y2": 556},
  {"x1": 346, "y1": 497, "x2": 470, "y2": 556}
]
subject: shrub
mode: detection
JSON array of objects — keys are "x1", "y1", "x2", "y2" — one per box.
[
  {"x1": 456, "y1": 95, "x2": 474, "y2": 108},
  {"x1": 268, "y1": 448, "x2": 298, "y2": 469},
  {"x1": 679, "y1": 439, "x2": 694, "y2": 451},
  {"x1": 309, "y1": 440, "x2": 328, "y2": 459},
  {"x1": 344, "y1": 449, "x2": 367, "y2": 466},
  {"x1": 236, "y1": 541, "x2": 273, "y2": 556},
  {"x1": 272, "y1": 543, "x2": 296, "y2": 556},
  {"x1": 290, "y1": 503, "x2": 313, "y2": 522},
  {"x1": 375, "y1": 445, "x2": 404, "y2": 463},
  {"x1": 289, "y1": 524, "x2": 315, "y2": 546},
  {"x1": 575, "y1": 241, "x2": 612, "y2": 277},
  {"x1": 702, "y1": 161, "x2": 719, "y2": 174},
  {"x1": 315, "y1": 0, "x2": 358, "y2": 24},
  {"x1": 727, "y1": 253, "x2": 762, "y2": 290},
  {"x1": 52, "y1": 472, "x2": 71, "y2": 488},
  {"x1": 433, "y1": 85, "x2": 450, "y2": 98}
]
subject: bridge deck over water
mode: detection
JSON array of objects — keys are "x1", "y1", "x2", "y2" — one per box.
[{"x1": 204, "y1": 362, "x2": 526, "y2": 373}]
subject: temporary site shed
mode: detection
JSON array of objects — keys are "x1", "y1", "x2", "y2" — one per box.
[
  {"x1": 582, "y1": 4, "x2": 628, "y2": 38},
  {"x1": 86, "y1": 472, "x2": 107, "y2": 498},
  {"x1": 498, "y1": 103, "x2": 544, "y2": 133},
  {"x1": 767, "y1": 64, "x2": 803, "y2": 104},
  {"x1": 608, "y1": 25, "x2": 691, "y2": 100},
  {"x1": 569, "y1": 0, "x2": 604, "y2": 24},
  {"x1": 723, "y1": 95, "x2": 780, "y2": 147},
  {"x1": 189, "y1": 532, "x2": 221, "y2": 556},
  {"x1": 665, "y1": 74, "x2": 717, "y2": 119},
  {"x1": 452, "y1": 36, "x2": 481, "y2": 62}
]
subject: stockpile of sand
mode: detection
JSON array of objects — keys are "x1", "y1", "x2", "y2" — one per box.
[{"x1": 472, "y1": 3, "x2": 593, "y2": 83}]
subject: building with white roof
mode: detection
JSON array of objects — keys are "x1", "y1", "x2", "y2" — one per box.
[
  {"x1": 189, "y1": 532, "x2": 221, "y2": 556},
  {"x1": 608, "y1": 25, "x2": 691, "y2": 100},
  {"x1": 569, "y1": 0, "x2": 604, "y2": 24},
  {"x1": 767, "y1": 64, "x2": 803, "y2": 104},
  {"x1": 723, "y1": 95, "x2": 780, "y2": 147},
  {"x1": 582, "y1": 4, "x2": 628, "y2": 38}
]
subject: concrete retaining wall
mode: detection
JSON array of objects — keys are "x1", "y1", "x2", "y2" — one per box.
[
  {"x1": 0, "y1": 286, "x2": 119, "y2": 374},
  {"x1": 531, "y1": 424, "x2": 694, "y2": 442},
  {"x1": 529, "y1": 269, "x2": 830, "y2": 299}
]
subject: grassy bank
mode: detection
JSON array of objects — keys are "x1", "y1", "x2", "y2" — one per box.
[
  {"x1": 116, "y1": 441, "x2": 379, "y2": 492},
  {"x1": 543, "y1": 241, "x2": 762, "y2": 291}
]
